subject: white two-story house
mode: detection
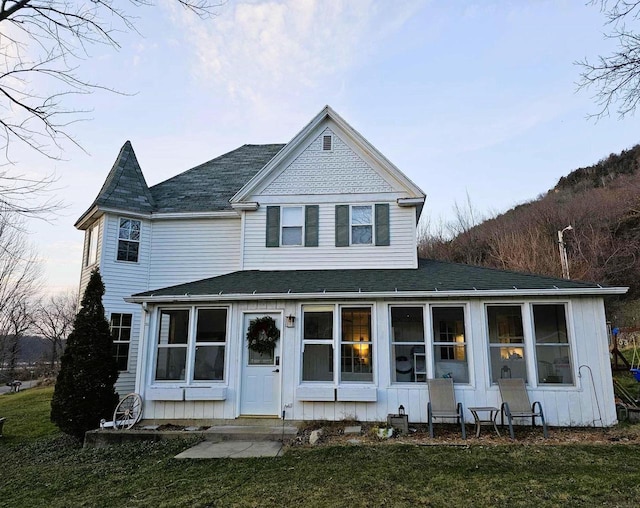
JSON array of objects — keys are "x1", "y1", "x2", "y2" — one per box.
[{"x1": 75, "y1": 106, "x2": 626, "y2": 426}]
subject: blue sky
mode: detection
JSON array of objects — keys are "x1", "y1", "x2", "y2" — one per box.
[{"x1": 11, "y1": 0, "x2": 640, "y2": 294}]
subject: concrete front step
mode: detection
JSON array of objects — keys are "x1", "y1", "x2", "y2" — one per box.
[{"x1": 85, "y1": 423, "x2": 298, "y2": 448}]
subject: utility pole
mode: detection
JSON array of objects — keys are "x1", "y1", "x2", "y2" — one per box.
[{"x1": 557, "y1": 225, "x2": 573, "y2": 279}]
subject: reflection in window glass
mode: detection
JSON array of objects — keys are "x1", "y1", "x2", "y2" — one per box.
[
  {"x1": 155, "y1": 309, "x2": 189, "y2": 381},
  {"x1": 351, "y1": 206, "x2": 372, "y2": 244},
  {"x1": 282, "y1": 207, "x2": 303, "y2": 246},
  {"x1": 533, "y1": 304, "x2": 573, "y2": 384}
]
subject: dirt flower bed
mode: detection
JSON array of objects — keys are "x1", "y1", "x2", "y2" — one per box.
[{"x1": 293, "y1": 420, "x2": 640, "y2": 447}]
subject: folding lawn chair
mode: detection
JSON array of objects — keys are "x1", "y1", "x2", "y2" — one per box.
[
  {"x1": 427, "y1": 378, "x2": 466, "y2": 439},
  {"x1": 498, "y1": 378, "x2": 548, "y2": 439}
]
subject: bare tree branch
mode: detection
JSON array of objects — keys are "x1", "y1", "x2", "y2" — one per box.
[{"x1": 578, "y1": 0, "x2": 640, "y2": 119}]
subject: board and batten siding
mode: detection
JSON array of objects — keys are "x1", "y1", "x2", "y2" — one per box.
[
  {"x1": 140, "y1": 296, "x2": 615, "y2": 427},
  {"x1": 242, "y1": 202, "x2": 417, "y2": 270},
  {"x1": 147, "y1": 218, "x2": 242, "y2": 290}
]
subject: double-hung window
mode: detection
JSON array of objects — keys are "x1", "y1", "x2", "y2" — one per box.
[
  {"x1": 281, "y1": 206, "x2": 303, "y2": 246},
  {"x1": 117, "y1": 218, "x2": 141, "y2": 262},
  {"x1": 155, "y1": 307, "x2": 228, "y2": 383},
  {"x1": 110, "y1": 313, "x2": 131, "y2": 371},
  {"x1": 432, "y1": 306, "x2": 468, "y2": 383},
  {"x1": 533, "y1": 304, "x2": 573, "y2": 384},
  {"x1": 391, "y1": 307, "x2": 425, "y2": 383},
  {"x1": 351, "y1": 206, "x2": 373, "y2": 245},
  {"x1": 487, "y1": 305, "x2": 526, "y2": 383}
]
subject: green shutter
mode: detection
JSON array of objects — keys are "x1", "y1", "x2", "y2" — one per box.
[
  {"x1": 266, "y1": 206, "x2": 280, "y2": 247},
  {"x1": 305, "y1": 205, "x2": 319, "y2": 247},
  {"x1": 335, "y1": 205, "x2": 349, "y2": 247},
  {"x1": 375, "y1": 203, "x2": 390, "y2": 246}
]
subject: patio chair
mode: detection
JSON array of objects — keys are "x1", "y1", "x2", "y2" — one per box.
[
  {"x1": 427, "y1": 378, "x2": 466, "y2": 439},
  {"x1": 498, "y1": 378, "x2": 548, "y2": 439}
]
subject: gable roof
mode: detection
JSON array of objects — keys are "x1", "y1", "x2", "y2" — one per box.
[
  {"x1": 76, "y1": 141, "x2": 155, "y2": 226},
  {"x1": 128, "y1": 259, "x2": 627, "y2": 302},
  {"x1": 230, "y1": 106, "x2": 426, "y2": 204},
  {"x1": 149, "y1": 144, "x2": 285, "y2": 213}
]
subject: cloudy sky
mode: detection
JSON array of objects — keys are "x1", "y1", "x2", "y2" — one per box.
[{"x1": 8, "y1": 0, "x2": 640, "y2": 294}]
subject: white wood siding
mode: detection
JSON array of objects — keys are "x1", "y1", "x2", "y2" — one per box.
[
  {"x1": 77, "y1": 216, "x2": 104, "y2": 302},
  {"x1": 242, "y1": 202, "x2": 417, "y2": 270},
  {"x1": 100, "y1": 214, "x2": 152, "y2": 394},
  {"x1": 140, "y1": 296, "x2": 616, "y2": 427},
  {"x1": 148, "y1": 218, "x2": 241, "y2": 290}
]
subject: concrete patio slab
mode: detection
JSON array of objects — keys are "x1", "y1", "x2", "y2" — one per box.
[{"x1": 175, "y1": 440, "x2": 283, "y2": 459}]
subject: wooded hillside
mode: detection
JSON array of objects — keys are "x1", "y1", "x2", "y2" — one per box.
[{"x1": 419, "y1": 144, "x2": 640, "y2": 299}]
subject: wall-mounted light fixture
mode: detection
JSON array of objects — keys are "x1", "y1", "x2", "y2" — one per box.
[{"x1": 286, "y1": 314, "x2": 296, "y2": 328}]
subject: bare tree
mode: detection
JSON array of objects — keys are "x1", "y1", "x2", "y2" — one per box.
[
  {"x1": 578, "y1": 0, "x2": 640, "y2": 118},
  {"x1": 0, "y1": 209, "x2": 41, "y2": 372},
  {"x1": 0, "y1": 0, "x2": 222, "y2": 160},
  {"x1": 32, "y1": 289, "x2": 76, "y2": 369}
]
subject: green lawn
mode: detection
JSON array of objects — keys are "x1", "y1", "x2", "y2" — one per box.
[{"x1": 2, "y1": 387, "x2": 640, "y2": 507}]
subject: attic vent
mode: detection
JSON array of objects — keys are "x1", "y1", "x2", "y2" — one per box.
[{"x1": 322, "y1": 135, "x2": 332, "y2": 151}]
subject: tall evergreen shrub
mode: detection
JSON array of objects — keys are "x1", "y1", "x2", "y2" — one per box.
[{"x1": 51, "y1": 269, "x2": 119, "y2": 439}]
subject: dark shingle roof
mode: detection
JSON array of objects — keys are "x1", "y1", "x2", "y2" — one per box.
[
  {"x1": 134, "y1": 259, "x2": 611, "y2": 299},
  {"x1": 149, "y1": 144, "x2": 285, "y2": 213},
  {"x1": 82, "y1": 141, "x2": 155, "y2": 219}
]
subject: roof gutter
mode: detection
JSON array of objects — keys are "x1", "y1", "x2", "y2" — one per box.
[{"x1": 125, "y1": 286, "x2": 628, "y2": 304}]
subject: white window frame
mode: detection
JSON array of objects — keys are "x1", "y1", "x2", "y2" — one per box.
[
  {"x1": 86, "y1": 223, "x2": 99, "y2": 267},
  {"x1": 117, "y1": 217, "x2": 141, "y2": 263},
  {"x1": 281, "y1": 206, "x2": 304, "y2": 247},
  {"x1": 389, "y1": 305, "x2": 427, "y2": 383},
  {"x1": 486, "y1": 303, "x2": 528, "y2": 385},
  {"x1": 110, "y1": 312, "x2": 131, "y2": 372},
  {"x1": 153, "y1": 306, "x2": 229, "y2": 384},
  {"x1": 299, "y1": 303, "x2": 375, "y2": 385},
  {"x1": 350, "y1": 205, "x2": 373, "y2": 245},
  {"x1": 431, "y1": 304, "x2": 469, "y2": 384},
  {"x1": 531, "y1": 302, "x2": 574, "y2": 386},
  {"x1": 301, "y1": 305, "x2": 335, "y2": 383}
]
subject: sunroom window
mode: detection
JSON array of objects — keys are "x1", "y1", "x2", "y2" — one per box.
[
  {"x1": 341, "y1": 307, "x2": 373, "y2": 382},
  {"x1": 302, "y1": 306, "x2": 334, "y2": 381},
  {"x1": 155, "y1": 307, "x2": 228, "y2": 383},
  {"x1": 390, "y1": 307, "x2": 425, "y2": 383},
  {"x1": 487, "y1": 305, "x2": 526, "y2": 383},
  {"x1": 533, "y1": 304, "x2": 573, "y2": 384},
  {"x1": 432, "y1": 307, "x2": 468, "y2": 383}
]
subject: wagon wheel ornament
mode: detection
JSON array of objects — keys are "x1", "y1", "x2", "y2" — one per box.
[{"x1": 113, "y1": 393, "x2": 143, "y2": 430}]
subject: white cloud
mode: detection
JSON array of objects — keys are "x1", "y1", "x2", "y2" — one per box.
[{"x1": 174, "y1": 0, "x2": 424, "y2": 112}]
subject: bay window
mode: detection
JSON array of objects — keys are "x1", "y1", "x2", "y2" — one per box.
[
  {"x1": 533, "y1": 304, "x2": 573, "y2": 384},
  {"x1": 155, "y1": 307, "x2": 228, "y2": 383}
]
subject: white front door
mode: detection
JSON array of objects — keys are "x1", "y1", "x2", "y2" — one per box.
[{"x1": 240, "y1": 313, "x2": 281, "y2": 416}]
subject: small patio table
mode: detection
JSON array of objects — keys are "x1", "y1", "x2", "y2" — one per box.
[{"x1": 468, "y1": 406, "x2": 501, "y2": 438}]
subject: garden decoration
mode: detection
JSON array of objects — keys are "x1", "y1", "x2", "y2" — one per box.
[
  {"x1": 246, "y1": 316, "x2": 280, "y2": 354},
  {"x1": 630, "y1": 338, "x2": 640, "y2": 382}
]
